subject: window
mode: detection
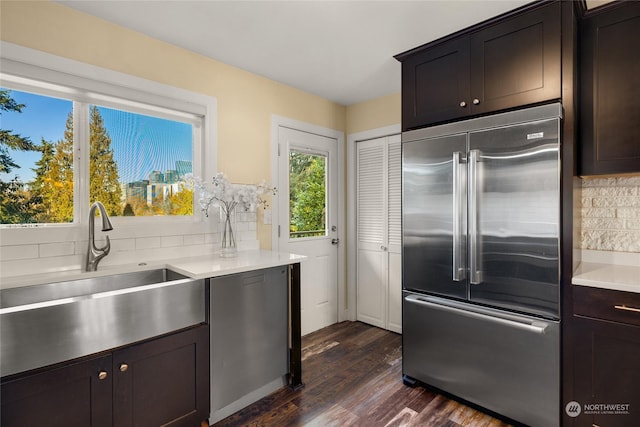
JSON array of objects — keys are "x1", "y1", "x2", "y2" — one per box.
[
  {"x1": 1, "y1": 89, "x2": 73, "y2": 224},
  {"x1": 88, "y1": 104, "x2": 194, "y2": 217},
  {"x1": 288, "y1": 150, "x2": 327, "y2": 238},
  {"x1": 0, "y1": 68, "x2": 206, "y2": 226}
]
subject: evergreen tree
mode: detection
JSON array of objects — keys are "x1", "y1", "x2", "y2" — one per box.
[
  {"x1": 0, "y1": 89, "x2": 37, "y2": 174},
  {"x1": 122, "y1": 203, "x2": 135, "y2": 216},
  {"x1": 89, "y1": 106, "x2": 122, "y2": 216},
  {"x1": 0, "y1": 178, "x2": 40, "y2": 224},
  {"x1": 0, "y1": 89, "x2": 39, "y2": 224},
  {"x1": 30, "y1": 138, "x2": 55, "y2": 222},
  {"x1": 31, "y1": 130, "x2": 73, "y2": 223},
  {"x1": 51, "y1": 135, "x2": 74, "y2": 223}
]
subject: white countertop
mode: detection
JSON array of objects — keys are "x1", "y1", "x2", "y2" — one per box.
[
  {"x1": 0, "y1": 250, "x2": 306, "y2": 289},
  {"x1": 168, "y1": 250, "x2": 306, "y2": 279},
  {"x1": 572, "y1": 262, "x2": 640, "y2": 294}
]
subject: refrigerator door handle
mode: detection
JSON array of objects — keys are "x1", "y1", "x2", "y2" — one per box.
[
  {"x1": 404, "y1": 294, "x2": 549, "y2": 335},
  {"x1": 452, "y1": 152, "x2": 465, "y2": 281},
  {"x1": 468, "y1": 149, "x2": 482, "y2": 284}
]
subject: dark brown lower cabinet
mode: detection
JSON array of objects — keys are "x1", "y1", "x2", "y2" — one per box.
[
  {"x1": 571, "y1": 317, "x2": 640, "y2": 427},
  {"x1": 1, "y1": 354, "x2": 113, "y2": 427},
  {"x1": 114, "y1": 325, "x2": 209, "y2": 427},
  {"x1": 1, "y1": 325, "x2": 209, "y2": 427}
]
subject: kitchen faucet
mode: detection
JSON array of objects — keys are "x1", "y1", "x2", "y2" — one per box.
[{"x1": 85, "y1": 201, "x2": 113, "y2": 272}]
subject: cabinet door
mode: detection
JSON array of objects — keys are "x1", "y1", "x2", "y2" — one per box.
[
  {"x1": 113, "y1": 325, "x2": 209, "y2": 427},
  {"x1": 579, "y1": 2, "x2": 640, "y2": 175},
  {"x1": 401, "y1": 37, "x2": 470, "y2": 130},
  {"x1": 572, "y1": 317, "x2": 640, "y2": 427},
  {"x1": 470, "y1": 1, "x2": 561, "y2": 115},
  {"x1": 1, "y1": 355, "x2": 112, "y2": 427}
]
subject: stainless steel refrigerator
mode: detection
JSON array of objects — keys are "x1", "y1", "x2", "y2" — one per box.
[{"x1": 402, "y1": 104, "x2": 561, "y2": 427}]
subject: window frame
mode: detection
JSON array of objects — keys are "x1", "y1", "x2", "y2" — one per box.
[{"x1": 0, "y1": 42, "x2": 217, "y2": 242}]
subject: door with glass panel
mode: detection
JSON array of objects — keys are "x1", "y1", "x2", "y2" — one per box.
[{"x1": 277, "y1": 127, "x2": 338, "y2": 336}]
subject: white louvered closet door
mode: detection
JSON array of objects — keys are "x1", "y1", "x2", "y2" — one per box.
[
  {"x1": 386, "y1": 134, "x2": 402, "y2": 333},
  {"x1": 356, "y1": 134, "x2": 402, "y2": 333}
]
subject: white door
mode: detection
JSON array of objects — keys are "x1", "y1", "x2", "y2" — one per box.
[
  {"x1": 386, "y1": 135, "x2": 402, "y2": 333},
  {"x1": 356, "y1": 134, "x2": 402, "y2": 333},
  {"x1": 356, "y1": 137, "x2": 386, "y2": 328},
  {"x1": 277, "y1": 126, "x2": 339, "y2": 336}
]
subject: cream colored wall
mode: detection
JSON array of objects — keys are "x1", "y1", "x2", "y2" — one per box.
[
  {"x1": 346, "y1": 92, "x2": 401, "y2": 135},
  {"x1": 0, "y1": 0, "x2": 347, "y2": 249}
]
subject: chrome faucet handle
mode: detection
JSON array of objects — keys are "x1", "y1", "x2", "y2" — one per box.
[
  {"x1": 92, "y1": 234, "x2": 111, "y2": 253},
  {"x1": 86, "y1": 201, "x2": 113, "y2": 272}
]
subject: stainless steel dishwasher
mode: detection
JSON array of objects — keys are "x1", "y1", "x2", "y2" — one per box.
[{"x1": 209, "y1": 266, "x2": 289, "y2": 422}]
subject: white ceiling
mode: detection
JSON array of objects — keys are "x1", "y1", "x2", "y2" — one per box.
[{"x1": 57, "y1": 0, "x2": 535, "y2": 106}]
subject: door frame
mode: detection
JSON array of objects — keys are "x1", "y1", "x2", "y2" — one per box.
[
  {"x1": 270, "y1": 115, "x2": 347, "y2": 322},
  {"x1": 346, "y1": 124, "x2": 401, "y2": 322}
]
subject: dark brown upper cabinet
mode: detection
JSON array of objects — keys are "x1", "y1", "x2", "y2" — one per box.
[
  {"x1": 397, "y1": 1, "x2": 561, "y2": 130},
  {"x1": 579, "y1": 1, "x2": 640, "y2": 175}
]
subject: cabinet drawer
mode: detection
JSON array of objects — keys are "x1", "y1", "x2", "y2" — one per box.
[{"x1": 573, "y1": 285, "x2": 640, "y2": 327}]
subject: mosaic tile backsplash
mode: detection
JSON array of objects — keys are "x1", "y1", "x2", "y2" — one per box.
[{"x1": 580, "y1": 176, "x2": 640, "y2": 253}]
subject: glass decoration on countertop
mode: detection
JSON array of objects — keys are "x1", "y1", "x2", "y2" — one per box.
[{"x1": 187, "y1": 173, "x2": 276, "y2": 257}]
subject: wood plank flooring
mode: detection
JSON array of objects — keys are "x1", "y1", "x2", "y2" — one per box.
[{"x1": 213, "y1": 321, "x2": 514, "y2": 427}]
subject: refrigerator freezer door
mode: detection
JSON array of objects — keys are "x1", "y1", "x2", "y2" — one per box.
[
  {"x1": 403, "y1": 133, "x2": 467, "y2": 299},
  {"x1": 469, "y1": 118, "x2": 560, "y2": 319},
  {"x1": 403, "y1": 292, "x2": 560, "y2": 427}
]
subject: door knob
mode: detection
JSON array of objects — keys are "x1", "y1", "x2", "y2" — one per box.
[
  {"x1": 381, "y1": 245, "x2": 388, "y2": 251},
  {"x1": 331, "y1": 238, "x2": 340, "y2": 245}
]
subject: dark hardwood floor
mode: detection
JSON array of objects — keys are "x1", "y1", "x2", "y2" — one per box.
[{"x1": 213, "y1": 321, "x2": 513, "y2": 427}]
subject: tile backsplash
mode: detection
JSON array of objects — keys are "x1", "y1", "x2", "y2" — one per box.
[
  {"x1": 0, "y1": 211, "x2": 259, "y2": 280},
  {"x1": 580, "y1": 176, "x2": 640, "y2": 253}
]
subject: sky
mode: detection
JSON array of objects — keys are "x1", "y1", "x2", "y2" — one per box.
[{"x1": 1, "y1": 88, "x2": 192, "y2": 184}]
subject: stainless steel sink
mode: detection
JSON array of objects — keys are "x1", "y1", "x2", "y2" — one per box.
[
  {"x1": 1, "y1": 269, "x2": 205, "y2": 377},
  {"x1": 1, "y1": 269, "x2": 189, "y2": 309}
]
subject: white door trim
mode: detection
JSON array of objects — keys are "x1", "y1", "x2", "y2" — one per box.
[
  {"x1": 270, "y1": 115, "x2": 347, "y2": 322},
  {"x1": 346, "y1": 124, "x2": 401, "y2": 322}
]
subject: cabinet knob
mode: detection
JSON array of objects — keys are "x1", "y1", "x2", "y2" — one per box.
[
  {"x1": 98, "y1": 371, "x2": 108, "y2": 380},
  {"x1": 472, "y1": 98, "x2": 480, "y2": 105},
  {"x1": 459, "y1": 101, "x2": 467, "y2": 108},
  {"x1": 119, "y1": 363, "x2": 129, "y2": 372}
]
